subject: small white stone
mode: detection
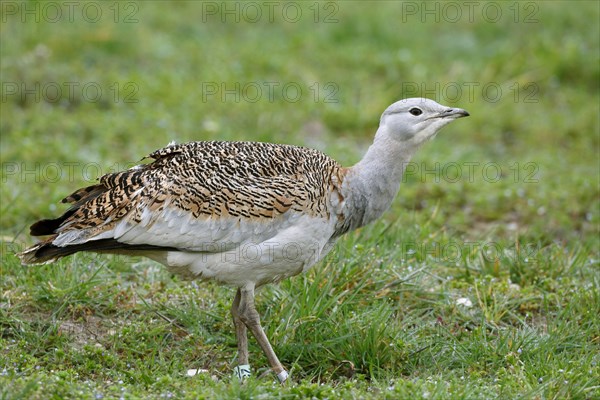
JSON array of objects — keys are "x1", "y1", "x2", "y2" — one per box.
[
  {"x1": 456, "y1": 297, "x2": 473, "y2": 307},
  {"x1": 537, "y1": 206, "x2": 546, "y2": 216},
  {"x1": 186, "y1": 369, "x2": 208, "y2": 377}
]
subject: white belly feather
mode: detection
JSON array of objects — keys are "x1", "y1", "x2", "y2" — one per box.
[{"x1": 143, "y1": 213, "x2": 338, "y2": 287}]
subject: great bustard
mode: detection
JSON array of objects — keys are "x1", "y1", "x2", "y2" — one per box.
[{"x1": 18, "y1": 98, "x2": 469, "y2": 383}]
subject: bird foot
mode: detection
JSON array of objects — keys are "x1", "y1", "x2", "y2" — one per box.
[{"x1": 233, "y1": 364, "x2": 251, "y2": 381}]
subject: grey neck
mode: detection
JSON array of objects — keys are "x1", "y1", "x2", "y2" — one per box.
[{"x1": 340, "y1": 125, "x2": 417, "y2": 231}]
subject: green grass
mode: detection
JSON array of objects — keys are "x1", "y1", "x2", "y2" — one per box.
[{"x1": 1, "y1": 1, "x2": 599, "y2": 399}]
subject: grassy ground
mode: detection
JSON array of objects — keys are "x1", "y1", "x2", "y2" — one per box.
[{"x1": 1, "y1": 1, "x2": 599, "y2": 399}]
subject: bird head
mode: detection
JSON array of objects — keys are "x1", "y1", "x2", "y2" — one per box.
[{"x1": 379, "y1": 98, "x2": 469, "y2": 148}]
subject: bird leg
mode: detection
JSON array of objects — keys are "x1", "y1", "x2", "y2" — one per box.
[
  {"x1": 231, "y1": 288, "x2": 251, "y2": 381},
  {"x1": 235, "y1": 286, "x2": 288, "y2": 383}
]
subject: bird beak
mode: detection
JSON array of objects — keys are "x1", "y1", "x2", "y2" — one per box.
[{"x1": 441, "y1": 108, "x2": 470, "y2": 118}]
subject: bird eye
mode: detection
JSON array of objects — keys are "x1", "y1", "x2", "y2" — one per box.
[{"x1": 409, "y1": 107, "x2": 423, "y2": 116}]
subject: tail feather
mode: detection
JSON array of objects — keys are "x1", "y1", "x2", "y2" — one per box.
[
  {"x1": 17, "y1": 239, "x2": 59, "y2": 265},
  {"x1": 29, "y1": 210, "x2": 77, "y2": 236},
  {"x1": 30, "y1": 184, "x2": 106, "y2": 237},
  {"x1": 19, "y1": 170, "x2": 178, "y2": 265},
  {"x1": 17, "y1": 238, "x2": 177, "y2": 265}
]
